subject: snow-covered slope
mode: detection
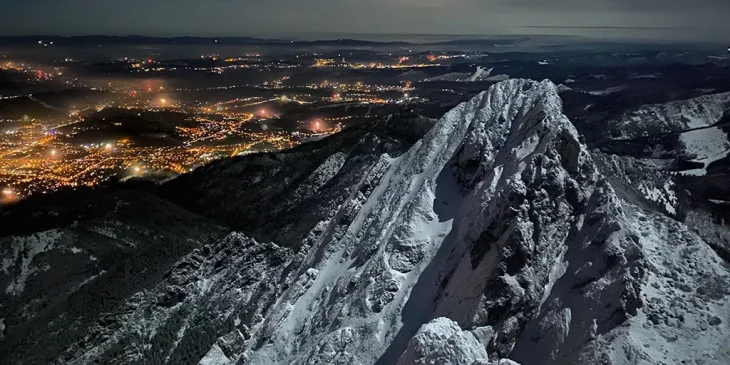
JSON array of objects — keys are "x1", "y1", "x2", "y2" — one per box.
[
  {"x1": 0, "y1": 191, "x2": 227, "y2": 364},
  {"x1": 676, "y1": 126, "x2": 730, "y2": 176},
  {"x1": 606, "y1": 91, "x2": 730, "y2": 140},
  {"x1": 425, "y1": 67, "x2": 496, "y2": 82},
  {"x1": 679, "y1": 126, "x2": 730, "y2": 161},
  {"x1": 2, "y1": 80, "x2": 730, "y2": 365},
  {"x1": 465, "y1": 67, "x2": 494, "y2": 82},
  {"x1": 588, "y1": 90, "x2": 730, "y2": 209}
]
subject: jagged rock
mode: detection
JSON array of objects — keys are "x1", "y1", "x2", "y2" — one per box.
[{"x1": 395, "y1": 317, "x2": 489, "y2": 365}]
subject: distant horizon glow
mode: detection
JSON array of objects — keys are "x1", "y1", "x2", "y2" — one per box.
[{"x1": 0, "y1": 0, "x2": 728, "y2": 42}]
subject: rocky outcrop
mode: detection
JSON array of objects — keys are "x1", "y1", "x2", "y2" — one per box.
[{"x1": 395, "y1": 318, "x2": 490, "y2": 365}]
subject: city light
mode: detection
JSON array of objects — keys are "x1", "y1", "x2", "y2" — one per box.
[
  {"x1": 0, "y1": 47, "x2": 427, "y2": 199},
  {"x1": 312, "y1": 119, "x2": 323, "y2": 131},
  {"x1": 2, "y1": 188, "x2": 13, "y2": 195}
]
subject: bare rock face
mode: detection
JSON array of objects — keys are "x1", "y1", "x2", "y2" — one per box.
[{"x1": 2, "y1": 79, "x2": 730, "y2": 365}]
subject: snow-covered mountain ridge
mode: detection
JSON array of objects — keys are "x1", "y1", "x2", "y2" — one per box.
[
  {"x1": 582, "y1": 89, "x2": 730, "y2": 219},
  {"x1": 605, "y1": 91, "x2": 730, "y2": 140},
  {"x1": 1, "y1": 79, "x2": 729, "y2": 365}
]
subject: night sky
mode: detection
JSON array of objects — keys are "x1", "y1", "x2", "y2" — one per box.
[{"x1": 1, "y1": 0, "x2": 729, "y2": 41}]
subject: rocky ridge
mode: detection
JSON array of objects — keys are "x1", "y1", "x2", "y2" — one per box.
[{"x1": 0, "y1": 79, "x2": 728, "y2": 365}]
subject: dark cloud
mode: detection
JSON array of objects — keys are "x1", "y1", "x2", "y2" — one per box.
[{"x1": 0, "y1": 0, "x2": 727, "y2": 41}]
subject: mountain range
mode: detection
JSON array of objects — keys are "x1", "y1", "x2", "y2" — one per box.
[
  {"x1": 1, "y1": 79, "x2": 729, "y2": 365},
  {"x1": 0, "y1": 35, "x2": 532, "y2": 47}
]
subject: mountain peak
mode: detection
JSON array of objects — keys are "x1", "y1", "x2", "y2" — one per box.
[{"x1": 3, "y1": 79, "x2": 729, "y2": 365}]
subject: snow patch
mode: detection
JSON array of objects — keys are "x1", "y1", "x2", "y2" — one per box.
[
  {"x1": 425, "y1": 67, "x2": 493, "y2": 82},
  {"x1": 678, "y1": 127, "x2": 730, "y2": 161},
  {"x1": 709, "y1": 199, "x2": 730, "y2": 205},
  {"x1": 199, "y1": 344, "x2": 230, "y2": 365},
  {"x1": 4, "y1": 229, "x2": 62, "y2": 295},
  {"x1": 72, "y1": 270, "x2": 106, "y2": 292},
  {"x1": 610, "y1": 91, "x2": 730, "y2": 139},
  {"x1": 587, "y1": 85, "x2": 629, "y2": 95}
]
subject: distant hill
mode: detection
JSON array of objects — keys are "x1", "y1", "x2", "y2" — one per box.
[
  {"x1": 0, "y1": 35, "x2": 409, "y2": 46},
  {"x1": 0, "y1": 35, "x2": 541, "y2": 47}
]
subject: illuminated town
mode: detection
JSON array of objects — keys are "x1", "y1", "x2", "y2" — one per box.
[
  {"x1": 0, "y1": 48, "x2": 462, "y2": 202},
  {"x1": 0, "y1": 105, "x2": 308, "y2": 202}
]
